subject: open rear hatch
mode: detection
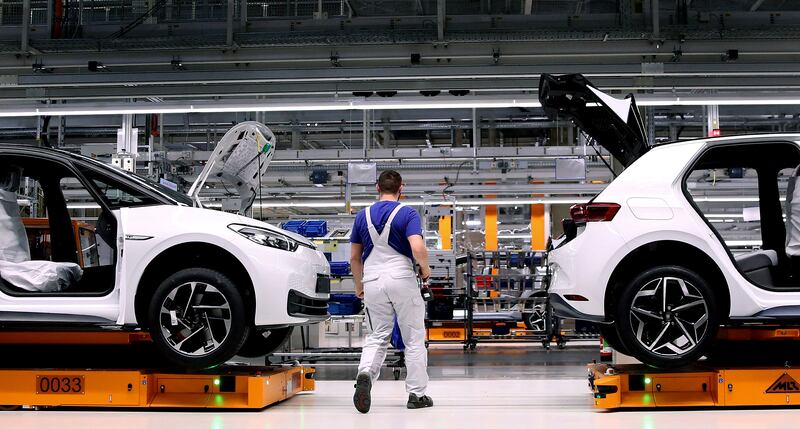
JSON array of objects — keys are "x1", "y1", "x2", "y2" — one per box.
[
  {"x1": 538, "y1": 73, "x2": 650, "y2": 167},
  {"x1": 187, "y1": 121, "x2": 276, "y2": 214}
]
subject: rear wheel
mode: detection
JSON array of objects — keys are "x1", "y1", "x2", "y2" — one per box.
[
  {"x1": 148, "y1": 268, "x2": 250, "y2": 369},
  {"x1": 614, "y1": 266, "x2": 718, "y2": 369},
  {"x1": 237, "y1": 327, "x2": 294, "y2": 358},
  {"x1": 599, "y1": 324, "x2": 630, "y2": 356}
]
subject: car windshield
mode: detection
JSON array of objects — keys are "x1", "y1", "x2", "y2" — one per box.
[
  {"x1": 68, "y1": 152, "x2": 193, "y2": 206},
  {"x1": 118, "y1": 169, "x2": 194, "y2": 206}
]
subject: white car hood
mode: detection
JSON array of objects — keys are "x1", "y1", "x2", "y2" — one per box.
[{"x1": 187, "y1": 122, "x2": 277, "y2": 214}]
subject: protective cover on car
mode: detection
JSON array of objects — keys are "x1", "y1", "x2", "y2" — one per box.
[
  {"x1": 538, "y1": 73, "x2": 650, "y2": 167},
  {"x1": 187, "y1": 121, "x2": 277, "y2": 214},
  {"x1": 0, "y1": 260, "x2": 82, "y2": 292},
  {"x1": 785, "y1": 165, "x2": 800, "y2": 256},
  {"x1": 0, "y1": 177, "x2": 31, "y2": 263}
]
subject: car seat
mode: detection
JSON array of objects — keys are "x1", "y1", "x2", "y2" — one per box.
[
  {"x1": 0, "y1": 167, "x2": 31, "y2": 263},
  {"x1": 0, "y1": 167, "x2": 81, "y2": 293}
]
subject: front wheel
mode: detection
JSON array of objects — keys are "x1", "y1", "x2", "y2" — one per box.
[
  {"x1": 148, "y1": 268, "x2": 250, "y2": 369},
  {"x1": 614, "y1": 266, "x2": 719, "y2": 369}
]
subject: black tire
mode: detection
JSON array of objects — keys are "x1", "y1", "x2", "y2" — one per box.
[
  {"x1": 599, "y1": 324, "x2": 631, "y2": 356},
  {"x1": 522, "y1": 298, "x2": 548, "y2": 332},
  {"x1": 148, "y1": 268, "x2": 250, "y2": 369},
  {"x1": 236, "y1": 327, "x2": 294, "y2": 358},
  {"x1": 614, "y1": 266, "x2": 719, "y2": 369}
]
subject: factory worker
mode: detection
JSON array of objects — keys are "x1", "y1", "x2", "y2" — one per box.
[{"x1": 350, "y1": 169, "x2": 433, "y2": 413}]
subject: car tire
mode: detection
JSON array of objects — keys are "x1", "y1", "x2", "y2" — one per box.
[
  {"x1": 522, "y1": 297, "x2": 549, "y2": 332},
  {"x1": 237, "y1": 327, "x2": 294, "y2": 358},
  {"x1": 614, "y1": 266, "x2": 719, "y2": 369},
  {"x1": 148, "y1": 268, "x2": 250, "y2": 369},
  {"x1": 599, "y1": 324, "x2": 630, "y2": 356}
]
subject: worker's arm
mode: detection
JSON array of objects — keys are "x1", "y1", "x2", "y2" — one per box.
[
  {"x1": 408, "y1": 235, "x2": 431, "y2": 281},
  {"x1": 351, "y1": 243, "x2": 365, "y2": 299}
]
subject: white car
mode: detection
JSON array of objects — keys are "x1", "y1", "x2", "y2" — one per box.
[
  {"x1": 0, "y1": 122, "x2": 331, "y2": 368},
  {"x1": 540, "y1": 74, "x2": 800, "y2": 368}
]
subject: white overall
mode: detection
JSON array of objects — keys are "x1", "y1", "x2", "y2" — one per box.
[{"x1": 357, "y1": 203, "x2": 429, "y2": 396}]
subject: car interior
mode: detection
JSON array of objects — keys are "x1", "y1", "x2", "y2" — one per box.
[
  {"x1": 685, "y1": 141, "x2": 800, "y2": 290},
  {"x1": 0, "y1": 157, "x2": 117, "y2": 296}
]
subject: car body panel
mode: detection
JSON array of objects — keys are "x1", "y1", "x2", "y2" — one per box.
[
  {"x1": 118, "y1": 204, "x2": 330, "y2": 327},
  {"x1": 549, "y1": 133, "x2": 800, "y2": 321},
  {"x1": 0, "y1": 143, "x2": 330, "y2": 332}
]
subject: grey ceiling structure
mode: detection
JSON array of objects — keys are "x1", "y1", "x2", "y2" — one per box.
[{"x1": 0, "y1": 0, "x2": 797, "y2": 229}]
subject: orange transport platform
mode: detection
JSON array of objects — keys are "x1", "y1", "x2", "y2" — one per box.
[
  {"x1": 0, "y1": 366, "x2": 315, "y2": 410},
  {"x1": 588, "y1": 363, "x2": 800, "y2": 410}
]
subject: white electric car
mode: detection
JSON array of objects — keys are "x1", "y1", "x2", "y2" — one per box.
[
  {"x1": 540, "y1": 74, "x2": 800, "y2": 368},
  {"x1": 0, "y1": 122, "x2": 331, "y2": 368}
]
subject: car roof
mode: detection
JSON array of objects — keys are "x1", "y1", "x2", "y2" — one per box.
[{"x1": 652, "y1": 133, "x2": 800, "y2": 150}]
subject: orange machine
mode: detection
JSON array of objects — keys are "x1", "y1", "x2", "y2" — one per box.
[
  {"x1": 589, "y1": 327, "x2": 800, "y2": 409},
  {"x1": 0, "y1": 366, "x2": 315, "y2": 410},
  {"x1": 589, "y1": 363, "x2": 800, "y2": 409}
]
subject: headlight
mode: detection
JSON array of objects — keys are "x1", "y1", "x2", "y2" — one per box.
[{"x1": 228, "y1": 224, "x2": 311, "y2": 252}]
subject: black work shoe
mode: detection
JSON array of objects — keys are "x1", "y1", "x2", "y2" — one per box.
[
  {"x1": 406, "y1": 394, "x2": 434, "y2": 409},
  {"x1": 353, "y1": 372, "x2": 372, "y2": 413}
]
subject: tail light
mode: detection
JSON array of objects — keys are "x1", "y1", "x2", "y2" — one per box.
[{"x1": 570, "y1": 203, "x2": 621, "y2": 223}]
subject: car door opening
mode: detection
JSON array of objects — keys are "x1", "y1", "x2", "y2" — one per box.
[{"x1": 0, "y1": 156, "x2": 118, "y2": 296}]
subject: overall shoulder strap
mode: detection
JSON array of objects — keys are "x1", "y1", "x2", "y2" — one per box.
[
  {"x1": 380, "y1": 203, "x2": 405, "y2": 241},
  {"x1": 364, "y1": 206, "x2": 381, "y2": 243}
]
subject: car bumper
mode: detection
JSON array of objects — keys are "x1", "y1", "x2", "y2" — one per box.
[
  {"x1": 246, "y1": 244, "x2": 331, "y2": 326},
  {"x1": 549, "y1": 293, "x2": 610, "y2": 324},
  {"x1": 547, "y1": 221, "x2": 628, "y2": 318}
]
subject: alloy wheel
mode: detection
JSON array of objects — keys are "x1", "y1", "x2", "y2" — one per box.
[
  {"x1": 159, "y1": 281, "x2": 232, "y2": 357},
  {"x1": 628, "y1": 276, "x2": 709, "y2": 357},
  {"x1": 526, "y1": 304, "x2": 547, "y2": 332}
]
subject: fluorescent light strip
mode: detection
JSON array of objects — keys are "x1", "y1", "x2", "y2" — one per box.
[
  {"x1": 5, "y1": 94, "x2": 800, "y2": 117},
  {"x1": 497, "y1": 234, "x2": 532, "y2": 239},
  {"x1": 705, "y1": 214, "x2": 745, "y2": 218},
  {"x1": 252, "y1": 197, "x2": 587, "y2": 209},
  {"x1": 69, "y1": 197, "x2": 581, "y2": 210},
  {"x1": 66, "y1": 203, "x2": 101, "y2": 209},
  {"x1": 725, "y1": 240, "x2": 763, "y2": 246}
]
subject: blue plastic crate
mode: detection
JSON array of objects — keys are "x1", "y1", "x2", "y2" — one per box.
[
  {"x1": 302, "y1": 220, "x2": 328, "y2": 237},
  {"x1": 328, "y1": 293, "x2": 362, "y2": 315},
  {"x1": 282, "y1": 220, "x2": 306, "y2": 234},
  {"x1": 330, "y1": 261, "x2": 351, "y2": 276}
]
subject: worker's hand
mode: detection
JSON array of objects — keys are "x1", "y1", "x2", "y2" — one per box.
[
  {"x1": 419, "y1": 265, "x2": 432, "y2": 282},
  {"x1": 355, "y1": 282, "x2": 364, "y2": 299}
]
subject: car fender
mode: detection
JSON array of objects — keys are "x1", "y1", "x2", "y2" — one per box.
[{"x1": 117, "y1": 230, "x2": 257, "y2": 325}]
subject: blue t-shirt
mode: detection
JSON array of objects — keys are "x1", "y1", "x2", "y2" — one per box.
[{"x1": 350, "y1": 201, "x2": 423, "y2": 263}]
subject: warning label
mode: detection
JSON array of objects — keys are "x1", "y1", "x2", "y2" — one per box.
[{"x1": 766, "y1": 373, "x2": 800, "y2": 394}]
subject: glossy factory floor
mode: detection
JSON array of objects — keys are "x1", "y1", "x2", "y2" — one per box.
[{"x1": 3, "y1": 343, "x2": 799, "y2": 428}]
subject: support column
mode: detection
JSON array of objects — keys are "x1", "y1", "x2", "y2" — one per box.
[
  {"x1": 485, "y1": 202, "x2": 498, "y2": 251},
  {"x1": 226, "y1": 0, "x2": 234, "y2": 46},
  {"x1": 21, "y1": 0, "x2": 31, "y2": 52},
  {"x1": 439, "y1": 215, "x2": 452, "y2": 250},
  {"x1": 706, "y1": 105, "x2": 720, "y2": 136},
  {"x1": 652, "y1": 0, "x2": 660, "y2": 39},
  {"x1": 436, "y1": 0, "x2": 445, "y2": 41},
  {"x1": 57, "y1": 116, "x2": 65, "y2": 147},
  {"x1": 472, "y1": 108, "x2": 479, "y2": 172},
  {"x1": 530, "y1": 203, "x2": 546, "y2": 250},
  {"x1": 240, "y1": 0, "x2": 247, "y2": 27},
  {"x1": 362, "y1": 110, "x2": 369, "y2": 159}
]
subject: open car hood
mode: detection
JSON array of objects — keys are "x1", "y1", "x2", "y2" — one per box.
[
  {"x1": 538, "y1": 73, "x2": 650, "y2": 167},
  {"x1": 187, "y1": 121, "x2": 276, "y2": 214}
]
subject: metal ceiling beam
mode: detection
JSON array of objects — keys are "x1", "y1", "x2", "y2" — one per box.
[{"x1": 19, "y1": 61, "x2": 800, "y2": 90}]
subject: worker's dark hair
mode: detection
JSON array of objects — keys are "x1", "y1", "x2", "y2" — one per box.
[{"x1": 377, "y1": 170, "x2": 403, "y2": 194}]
